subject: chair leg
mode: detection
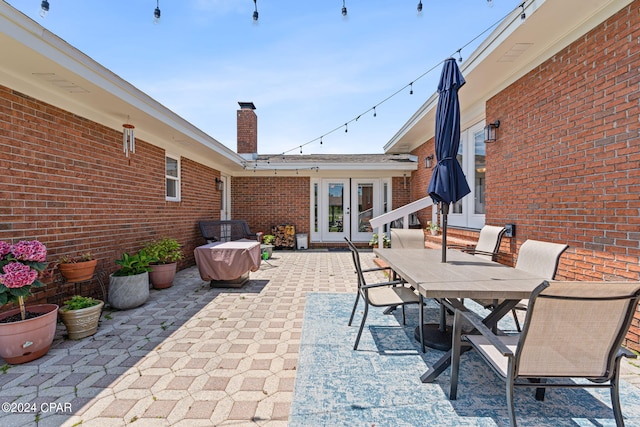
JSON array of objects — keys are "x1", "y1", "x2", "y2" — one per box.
[
  {"x1": 449, "y1": 310, "x2": 464, "y2": 400},
  {"x1": 532, "y1": 378, "x2": 546, "y2": 401},
  {"x1": 354, "y1": 303, "x2": 369, "y2": 350},
  {"x1": 506, "y1": 374, "x2": 518, "y2": 427},
  {"x1": 512, "y1": 308, "x2": 522, "y2": 332},
  {"x1": 610, "y1": 357, "x2": 626, "y2": 427},
  {"x1": 348, "y1": 292, "x2": 360, "y2": 326},
  {"x1": 401, "y1": 304, "x2": 406, "y2": 325}
]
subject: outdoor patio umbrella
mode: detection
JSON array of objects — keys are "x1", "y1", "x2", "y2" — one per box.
[
  {"x1": 428, "y1": 57, "x2": 471, "y2": 263},
  {"x1": 418, "y1": 58, "x2": 471, "y2": 351}
]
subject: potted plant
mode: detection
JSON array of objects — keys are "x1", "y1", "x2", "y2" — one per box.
[
  {"x1": 261, "y1": 234, "x2": 275, "y2": 259},
  {"x1": 0, "y1": 240, "x2": 58, "y2": 364},
  {"x1": 369, "y1": 233, "x2": 390, "y2": 248},
  {"x1": 57, "y1": 252, "x2": 97, "y2": 283},
  {"x1": 59, "y1": 295, "x2": 103, "y2": 340},
  {"x1": 426, "y1": 221, "x2": 440, "y2": 236},
  {"x1": 108, "y1": 249, "x2": 156, "y2": 310},
  {"x1": 143, "y1": 238, "x2": 183, "y2": 289}
]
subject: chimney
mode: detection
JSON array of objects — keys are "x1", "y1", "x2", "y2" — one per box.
[{"x1": 237, "y1": 102, "x2": 257, "y2": 157}]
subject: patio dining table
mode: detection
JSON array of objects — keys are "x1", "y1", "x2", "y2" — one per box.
[{"x1": 373, "y1": 247, "x2": 545, "y2": 383}]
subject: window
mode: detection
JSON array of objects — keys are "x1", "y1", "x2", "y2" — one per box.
[
  {"x1": 166, "y1": 155, "x2": 180, "y2": 201},
  {"x1": 448, "y1": 122, "x2": 486, "y2": 229}
]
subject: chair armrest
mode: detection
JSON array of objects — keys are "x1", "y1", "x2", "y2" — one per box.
[
  {"x1": 361, "y1": 280, "x2": 406, "y2": 290},
  {"x1": 619, "y1": 347, "x2": 637, "y2": 359},
  {"x1": 456, "y1": 309, "x2": 514, "y2": 356},
  {"x1": 448, "y1": 244, "x2": 475, "y2": 250},
  {"x1": 362, "y1": 266, "x2": 392, "y2": 273}
]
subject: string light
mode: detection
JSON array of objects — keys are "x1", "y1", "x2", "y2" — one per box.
[
  {"x1": 520, "y1": 3, "x2": 526, "y2": 20},
  {"x1": 409, "y1": 82, "x2": 414, "y2": 95},
  {"x1": 487, "y1": 0, "x2": 494, "y2": 7},
  {"x1": 456, "y1": 49, "x2": 462, "y2": 62},
  {"x1": 253, "y1": 0, "x2": 259, "y2": 22},
  {"x1": 417, "y1": 1, "x2": 423, "y2": 13},
  {"x1": 39, "y1": 0, "x2": 49, "y2": 18},
  {"x1": 344, "y1": 123, "x2": 348, "y2": 133},
  {"x1": 153, "y1": 0, "x2": 161, "y2": 24},
  {"x1": 373, "y1": 106, "x2": 377, "y2": 117},
  {"x1": 341, "y1": 0, "x2": 347, "y2": 17}
]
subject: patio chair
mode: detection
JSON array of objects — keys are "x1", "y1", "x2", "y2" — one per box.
[
  {"x1": 390, "y1": 228, "x2": 425, "y2": 249},
  {"x1": 474, "y1": 239, "x2": 568, "y2": 331},
  {"x1": 448, "y1": 225, "x2": 506, "y2": 261},
  {"x1": 198, "y1": 220, "x2": 258, "y2": 243},
  {"x1": 449, "y1": 280, "x2": 640, "y2": 427},
  {"x1": 344, "y1": 237, "x2": 424, "y2": 351}
]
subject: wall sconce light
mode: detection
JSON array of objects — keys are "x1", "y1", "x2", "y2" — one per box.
[
  {"x1": 425, "y1": 154, "x2": 434, "y2": 168},
  {"x1": 215, "y1": 177, "x2": 224, "y2": 191},
  {"x1": 484, "y1": 120, "x2": 500, "y2": 143}
]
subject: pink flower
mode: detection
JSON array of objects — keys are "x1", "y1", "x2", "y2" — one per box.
[
  {"x1": 0, "y1": 262, "x2": 38, "y2": 289},
  {"x1": 10, "y1": 240, "x2": 47, "y2": 263},
  {"x1": 0, "y1": 241, "x2": 10, "y2": 259}
]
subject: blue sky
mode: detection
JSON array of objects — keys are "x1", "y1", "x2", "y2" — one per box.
[{"x1": 9, "y1": 0, "x2": 520, "y2": 154}]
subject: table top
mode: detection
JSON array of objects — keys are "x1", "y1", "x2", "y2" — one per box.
[
  {"x1": 373, "y1": 248, "x2": 545, "y2": 300},
  {"x1": 197, "y1": 241, "x2": 260, "y2": 251}
]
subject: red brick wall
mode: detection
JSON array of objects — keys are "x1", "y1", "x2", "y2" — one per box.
[
  {"x1": 410, "y1": 138, "x2": 437, "y2": 226},
  {"x1": 0, "y1": 85, "x2": 220, "y2": 306},
  {"x1": 237, "y1": 108, "x2": 258, "y2": 154},
  {"x1": 231, "y1": 176, "x2": 310, "y2": 236}
]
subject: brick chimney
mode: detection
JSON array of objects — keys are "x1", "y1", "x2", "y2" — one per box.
[{"x1": 237, "y1": 102, "x2": 257, "y2": 156}]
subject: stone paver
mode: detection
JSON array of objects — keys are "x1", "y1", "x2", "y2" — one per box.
[
  {"x1": 0, "y1": 251, "x2": 359, "y2": 426},
  {"x1": 1, "y1": 249, "x2": 638, "y2": 426}
]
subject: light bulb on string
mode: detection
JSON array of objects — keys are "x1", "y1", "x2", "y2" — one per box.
[
  {"x1": 417, "y1": 1, "x2": 423, "y2": 14},
  {"x1": 520, "y1": 4, "x2": 526, "y2": 20},
  {"x1": 409, "y1": 82, "x2": 414, "y2": 95},
  {"x1": 344, "y1": 123, "x2": 348, "y2": 133},
  {"x1": 39, "y1": 0, "x2": 49, "y2": 18},
  {"x1": 253, "y1": 0, "x2": 259, "y2": 22},
  {"x1": 153, "y1": 0, "x2": 161, "y2": 24},
  {"x1": 341, "y1": 0, "x2": 347, "y2": 17},
  {"x1": 373, "y1": 106, "x2": 377, "y2": 117},
  {"x1": 486, "y1": 0, "x2": 494, "y2": 7}
]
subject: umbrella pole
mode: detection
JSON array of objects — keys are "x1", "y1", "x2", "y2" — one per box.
[{"x1": 441, "y1": 202, "x2": 449, "y2": 263}]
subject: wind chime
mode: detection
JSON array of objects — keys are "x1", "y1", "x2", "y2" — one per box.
[{"x1": 122, "y1": 123, "x2": 135, "y2": 157}]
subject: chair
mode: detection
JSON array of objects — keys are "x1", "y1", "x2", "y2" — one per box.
[
  {"x1": 390, "y1": 228, "x2": 425, "y2": 249},
  {"x1": 199, "y1": 220, "x2": 258, "y2": 243},
  {"x1": 449, "y1": 280, "x2": 640, "y2": 427},
  {"x1": 448, "y1": 225, "x2": 506, "y2": 261},
  {"x1": 474, "y1": 239, "x2": 568, "y2": 331},
  {"x1": 344, "y1": 237, "x2": 424, "y2": 351}
]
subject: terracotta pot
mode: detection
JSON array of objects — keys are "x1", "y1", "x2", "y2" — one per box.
[
  {"x1": 60, "y1": 301, "x2": 104, "y2": 340},
  {"x1": 0, "y1": 304, "x2": 59, "y2": 364},
  {"x1": 149, "y1": 263, "x2": 177, "y2": 289},
  {"x1": 58, "y1": 259, "x2": 98, "y2": 283},
  {"x1": 108, "y1": 272, "x2": 149, "y2": 310}
]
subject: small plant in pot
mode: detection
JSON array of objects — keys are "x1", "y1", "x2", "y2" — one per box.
[
  {"x1": 262, "y1": 234, "x2": 275, "y2": 245},
  {"x1": 59, "y1": 295, "x2": 104, "y2": 340},
  {"x1": 0, "y1": 240, "x2": 58, "y2": 364},
  {"x1": 143, "y1": 238, "x2": 183, "y2": 290},
  {"x1": 57, "y1": 252, "x2": 97, "y2": 283},
  {"x1": 108, "y1": 250, "x2": 156, "y2": 310}
]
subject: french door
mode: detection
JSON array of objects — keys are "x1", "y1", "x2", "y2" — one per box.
[{"x1": 315, "y1": 178, "x2": 385, "y2": 243}]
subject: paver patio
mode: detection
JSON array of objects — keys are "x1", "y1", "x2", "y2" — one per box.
[{"x1": 0, "y1": 250, "x2": 639, "y2": 426}]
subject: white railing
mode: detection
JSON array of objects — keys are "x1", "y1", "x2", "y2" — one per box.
[{"x1": 369, "y1": 196, "x2": 435, "y2": 234}]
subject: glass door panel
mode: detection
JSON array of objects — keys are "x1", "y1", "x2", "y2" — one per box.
[
  {"x1": 323, "y1": 180, "x2": 350, "y2": 241},
  {"x1": 351, "y1": 180, "x2": 379, "y2": 242}
]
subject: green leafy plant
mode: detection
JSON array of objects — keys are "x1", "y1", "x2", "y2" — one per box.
[
  {"x1": 112, "y1": 250, "x2": 156, "y2": 276},
  {"x1": 143, "y1": 238, "x2": 183, "y2": 264},
  {"x1": 426, "y1": 221, "x2": 440, "y2": 232},
  {"x1": 262, "y1": 234, "x2": 275, "y2": 245},
  {"x1": 369, "y1": 233, "x2": 390, "y2": 248},
  {"x1": 61, "y1": 295, "x2": 101, "y2": 311},
  {"x1": 58, "y1": 252, "x2": 94, "y2": 264}
]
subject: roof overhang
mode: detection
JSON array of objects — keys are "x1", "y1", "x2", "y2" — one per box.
[
  {"x1": 384, "y1": 0, "x2": 633, "y2": 154},
  {"x1": 0, "y1": 3, "x2": 246, "y2": 173}
]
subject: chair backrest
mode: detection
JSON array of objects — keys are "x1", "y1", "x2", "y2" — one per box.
[
  {"x1": 390, "y1": 228, "x2": 425, "y2": 249},
  {"x1": 199, "y1": 220, "x2": 256, "y2": 243},
  {"x1": 516, "y1": 280, "x2": 640, "y2": 379},
  {"x1": 344, "y1": 237, "x2": 366, "y2": 289},
  {"x1": 473, "y1": 225, "x2": 506, "y2": 260},
  {"x1": 514, "y1": 239, "x2": 568, "y2": 279}
]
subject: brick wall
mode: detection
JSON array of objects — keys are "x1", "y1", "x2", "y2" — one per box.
[
  {"x1": 0, "y1": 85, "x2": 220, "y2": 306},
  {"x1": 231, "y1": 176, "x2": 310, "y2": 237},
  {"x1": 410, "y1": 138, "x2": 437, "y2": 226}
]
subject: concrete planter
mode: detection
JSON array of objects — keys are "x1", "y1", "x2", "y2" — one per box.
[
  {"x1": 108, "y1": 272, "x2": 149, "y2": 310},
  {"x1": 60, "y1": 300, "x2": 104, "y2": 339}
]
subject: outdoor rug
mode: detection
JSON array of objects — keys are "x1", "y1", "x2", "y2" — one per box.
[{"x1": 290, "y1": 292, "x2": 640, "y2": 427}]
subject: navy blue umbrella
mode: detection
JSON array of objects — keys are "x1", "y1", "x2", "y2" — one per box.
[{"x1": 428, "y1": 58, "x2": 471, "y2": 263}]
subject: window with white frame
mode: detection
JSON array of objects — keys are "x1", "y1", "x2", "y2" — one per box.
[{"x1": 165, "y1": 155, "x2": 180, "y2": 201}]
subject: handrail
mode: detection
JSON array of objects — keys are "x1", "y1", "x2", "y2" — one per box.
[{"x1": 369, "y1": 196, "x2": 434, "y2": 231}]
